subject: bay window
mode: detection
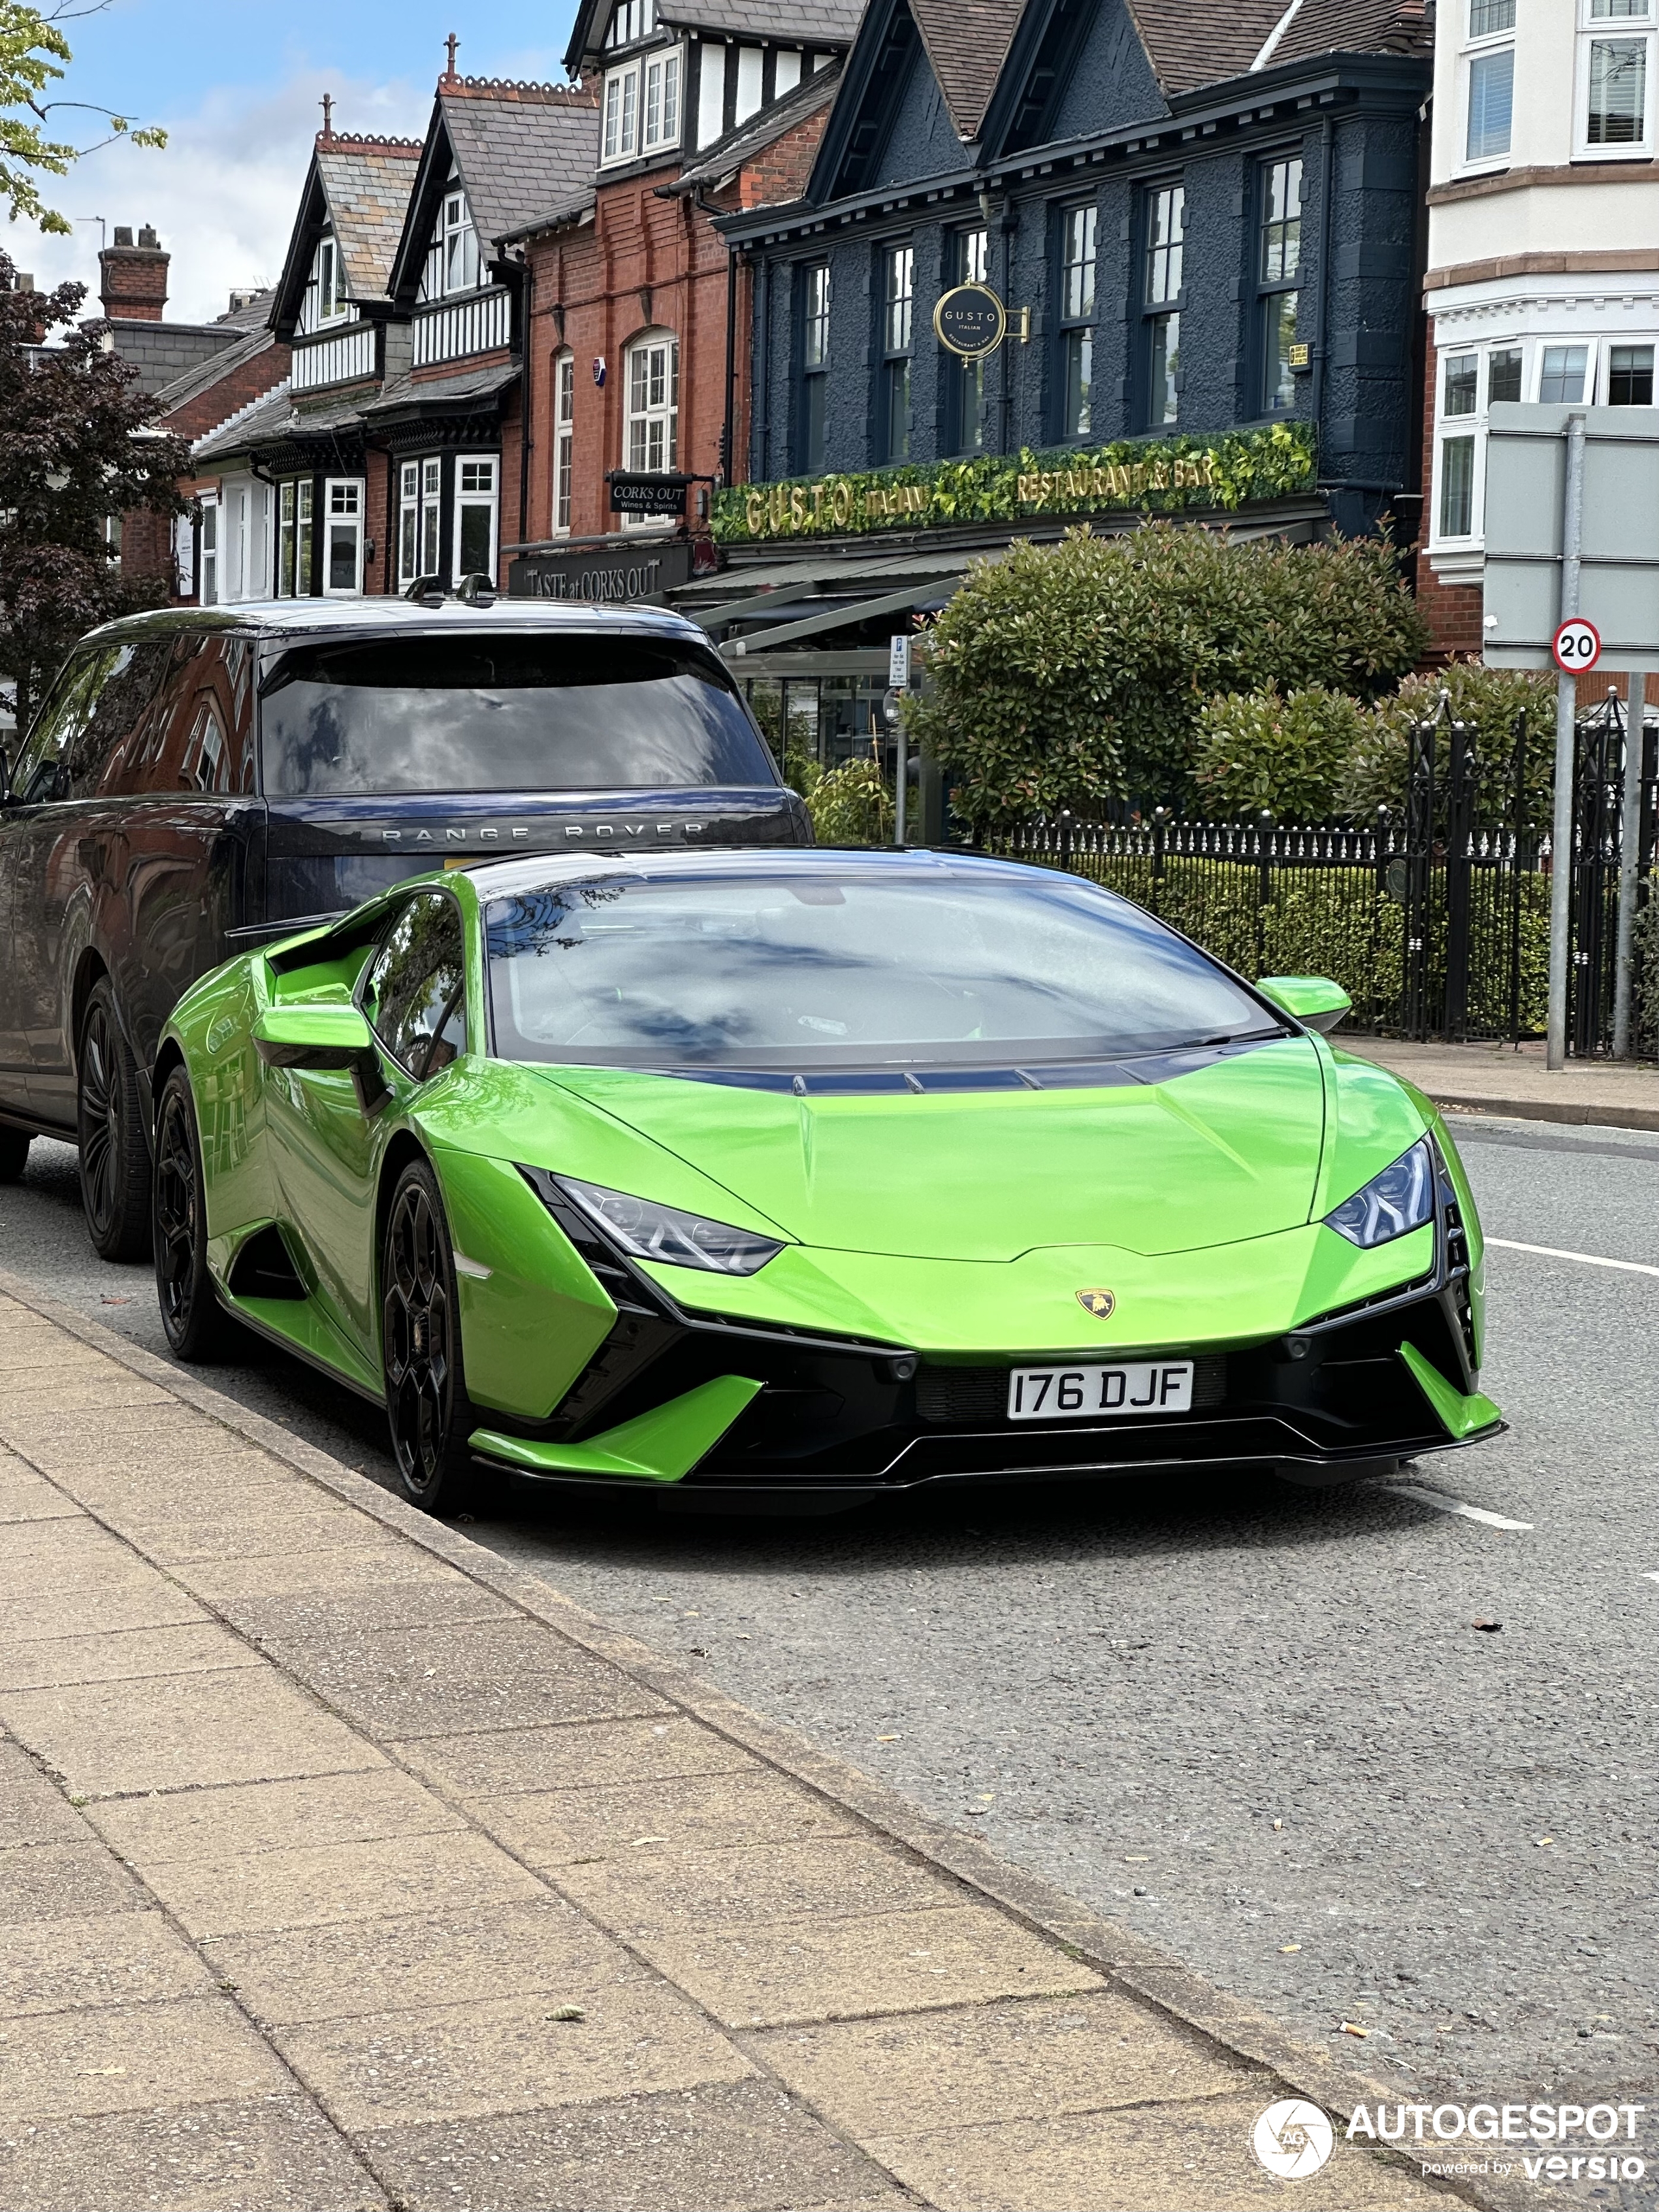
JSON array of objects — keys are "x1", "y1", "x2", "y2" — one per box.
[
  {"x1": 1580, "y1": 0, "x2": 1654, "y2": 152},
  {"x1": 323, "y1": 478, "x2": 363, "y2": 596},
  {"x1": 398, "y1": 459, "x2": 443, "y2": 587},
  {"x1": 454, "y1": 456, "x2": 499, "y2": 582}
]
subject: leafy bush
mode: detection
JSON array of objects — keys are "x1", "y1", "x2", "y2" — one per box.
[
  {"x1": 1340, "y1": 663, "x2": 1558, "y2": 827},
  {"x1": 1631, "y1": 898, "x2": 1659, "y2": 1059},
  {"x1": 1192, "y1": 687, "x2": 1371, "y2": 822},
  {"x1": 906, "y1": 523, "x2": 1426, "y2": 827},
  {"x1": 807, "y1": 755, "x2": 894, "y2": 845}
]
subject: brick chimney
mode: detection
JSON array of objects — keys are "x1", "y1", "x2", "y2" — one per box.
[{"x1": 99, "y1": 224, "x2": 169, "y2": 321}]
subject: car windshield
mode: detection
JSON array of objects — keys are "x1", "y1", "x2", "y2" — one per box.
[
  {"x1": 258, "y1": 635, "x2": 777, "y2": 796},
  {"x1": 484, "y1": 865, "x2": 1280, "y2": 1070}
]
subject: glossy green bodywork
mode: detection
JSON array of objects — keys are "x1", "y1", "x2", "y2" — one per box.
[
  {"x1": 161, "y1": 862, "x2": 1498, "y2": 1476},
  {"x1": 474, "y1": 1376, "x2": 764, "y2": 1480},
  {"x1": 1400, "y1": 1342, "x2": 1502, "y2": 1439},
  {"x1": 1257, "y1": 975, "x2": 1353, "y2": 1033},
  {"x1": 251, "y1": 1001, "x2": 374, "y2": 1063}
]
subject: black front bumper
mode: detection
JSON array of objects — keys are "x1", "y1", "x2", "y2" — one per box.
[{"x1": 482, "y1": 1168, "x2": 1492, "y2": 1505}]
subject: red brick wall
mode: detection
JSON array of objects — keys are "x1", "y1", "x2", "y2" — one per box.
[
  {"x1": 99, "y1": 245, "x2": 168, "y2": 321},
  {"x1": 518, "y1": 104, "x2": 827, "y2": 549},
  {"x1": 158, "y1": 341, "x2": 291, "y2": 442}
]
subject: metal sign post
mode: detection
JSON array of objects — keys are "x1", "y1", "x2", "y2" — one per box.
[
  {"x1": 888, "y1": 635, "x2": 911, "y2": 847},
  {"x1": 1547, "y1": 415, "x2": 1587, "y2": 1072}
]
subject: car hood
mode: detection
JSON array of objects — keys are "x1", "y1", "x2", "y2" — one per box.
[{"x1": 542, "y1": 1037, "x2": 1332, "y2": 1261}]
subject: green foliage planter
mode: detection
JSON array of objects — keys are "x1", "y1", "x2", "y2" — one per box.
[{"x1": 712, "y1": 424, "x2": 1317, "y2": 544}]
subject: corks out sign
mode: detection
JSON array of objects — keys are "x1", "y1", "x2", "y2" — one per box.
[{"x1": 507, "y1": 538, "x2": 696, "y2": 605}]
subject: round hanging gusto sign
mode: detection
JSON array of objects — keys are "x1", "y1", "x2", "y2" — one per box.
[
  {"x1": 1552, "y1": 616, "x2": 1602, "y2": 673},
  {"x1": 933, "y1": 282, "x2": 1007, "y2": 359}
]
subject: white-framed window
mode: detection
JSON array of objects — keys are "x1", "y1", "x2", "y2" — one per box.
[
  {"x1": 605, "y1": 0, "x2": 656, "y2": 46},
  {"x1": 602, "y1": 44, "x2": 681, "y2": 163},
  {"x1": 398, "y1": 458, "x2": 444, "y2": 585},
  {"x1": 199, "y1": 497, "x2": 219, "y2": 606},
  {"x1": 553, "y1": 351, "x2": 575, "y2": 534},
  {"x1": 1460, "y1": 0, "x2": 1516, "y2": 167},
  {"x1": 421, "y1": 186, "x2": 481, "y2": 301},
  {"x1": 1431, "y1": 338, "x2": 1524, "y2": 545},
  {"x1": 322, "y1": 478, "x2": 364, "y2": 596},
  {"x1": 453, "y1": 455, "x2": 499, "y2": 583},
  {"x1": 276, "y1": 480, "x2": 314, "y2": 597},
  {"x1": 625, "y1": 332, "x2": 679, "y2": 473},
  {"x1": 1578, "y1": 0, "x2": 1656, "y2": 154},
  {"x1": 300, "y1": 234, "x2": 349, "y2": 333}
]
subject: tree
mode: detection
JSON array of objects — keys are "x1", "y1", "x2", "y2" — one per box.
[
  {"x1": 3, "y1": 1, "x2": 166, "y2": 232},
  {"x1": 905, "y1": 523, "x2": 1427, "y2": 826},
  {"x1": 0, "y1": 248, "x2": 192, "y2": 732}
]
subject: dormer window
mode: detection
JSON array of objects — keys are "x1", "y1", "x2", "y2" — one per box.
[
  {"x1": 422, "y1": 187, "x2": 482, "y2": 301},
  {"x1": 606, "y1": 0, "x2": 656, "y2": 48},
  {"x1": 602, "y1": 44, "x2": 681, "y2": 164},
  {"x1": 304, "y1": 234, "x2": 348, "y2": 329}
]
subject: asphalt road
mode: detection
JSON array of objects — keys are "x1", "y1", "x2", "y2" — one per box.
[{"x1": 5, "y1": 1110, "x2": 1658, "y2": 2176}]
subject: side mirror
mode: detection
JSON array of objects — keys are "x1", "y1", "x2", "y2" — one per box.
[
  {"x1": 252, "y1": 1002, "x2": 375, "y2": 1069},
  {"x1": 1257, "y1": 975, "x2": 1352, "y2": 1035}
]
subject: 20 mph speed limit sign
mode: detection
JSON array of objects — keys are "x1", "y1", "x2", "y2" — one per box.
[{"x1": 1553, "y1": 617, "x2": 1602, "y2": 673}]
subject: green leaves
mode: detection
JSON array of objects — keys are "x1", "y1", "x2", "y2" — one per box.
[
  {"x1": 1193, "y1": 688, "x2": 1371, "y2": 822},
  {"x1": 711, "y1": 425, "x2": 1317, "y2": 545},
  {"x1": 1, "y1": 1, "x2": 167, "y2": 231},
  {"x1": 906, "y1": 523, "x2": 1427, "y2": 827}
]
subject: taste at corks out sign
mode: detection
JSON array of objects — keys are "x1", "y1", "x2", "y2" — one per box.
[{"x1": 711, "y1": 424, "x2": 1317, "y2": 545}]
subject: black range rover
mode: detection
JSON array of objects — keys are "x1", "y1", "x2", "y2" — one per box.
[{"x1": 0, "y1": 598, "x2": 807, "y2": 1256}]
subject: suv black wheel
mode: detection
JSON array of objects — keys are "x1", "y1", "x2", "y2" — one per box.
[
  {"x1": 153, "y1": 1065, "x2": 231, "y2": 1361},
  {"x1": 78, "y1": 980, "x2": 152, "y2": 1261},
  {"x1": 382, "y1": 1158, "x2": 498, "y2": 1516},
  {"x1": 0, "y1": 1127, "x2": 32, "y2": 1182}
]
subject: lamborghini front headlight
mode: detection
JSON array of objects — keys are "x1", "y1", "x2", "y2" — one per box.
[
  {"x1": 1324, "y1": 1139, "x2": 1436, "y2": 1249},
  {"x1": 558, "y1": 1177, "x2": 785, "y2": 1276}
]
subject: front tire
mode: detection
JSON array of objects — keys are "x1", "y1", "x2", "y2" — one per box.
[
  {"x1": 0, "y1": 1127, "x2": 33, "y2": 1182},
  {"x1": 78, "y1": 980, "x2": 152, "y2": 1261},
  {"x1": 381, "y1": 1158, "x2": 497, "y2": 1516},
  {"x1": 153, "y1": 1066, "x2": 231, "y2": 1361}
]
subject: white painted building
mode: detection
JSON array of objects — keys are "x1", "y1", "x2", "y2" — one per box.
[{"x1": 1425, "y1": 0, "x2": 1659, "y2": 591}]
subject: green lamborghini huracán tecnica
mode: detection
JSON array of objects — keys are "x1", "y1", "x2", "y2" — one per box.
[{"x1": 152, "y1": 848, "x2": 1500, "y2": 1514}]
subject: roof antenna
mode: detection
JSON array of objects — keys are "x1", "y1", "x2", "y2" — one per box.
[
  {"x1": 319, "y1": 92, "x2": 334, "y2": 139},
  {"x1": 443, "y1": 31, "x2": 460, "y2": 82}
]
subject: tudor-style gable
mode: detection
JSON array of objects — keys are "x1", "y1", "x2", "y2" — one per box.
[
  {"x1": 270, "y1": 132, "x2": 425, "y2": 395},
  {"x1": 809, "y1": 0, "x2": 1027, "y2": 199}
]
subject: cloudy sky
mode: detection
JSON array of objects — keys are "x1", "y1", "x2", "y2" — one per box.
[{"x1": 14, "y1": 0, "x2": 579, "y2": 323}]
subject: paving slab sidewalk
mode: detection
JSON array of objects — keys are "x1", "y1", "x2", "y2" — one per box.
[
  {"x1": 0, "y1": 1278, "x2": 1508, "y2": 2212},
  {"x1": 1349, "y1": 1037, "x2": 1659, "y2": 1132}
]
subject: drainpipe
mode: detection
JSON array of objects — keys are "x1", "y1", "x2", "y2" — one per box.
[
  {"x1": 1312, "y1": 112, "x2": 1334, "y2": 479},
  {"x1": 519, "y1": 253, "x2": 533, "y2": 553},
  {"x1": 754, "y1": 254, "x2": 771, "y2": 484}
]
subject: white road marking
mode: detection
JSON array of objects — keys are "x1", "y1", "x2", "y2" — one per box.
[
  {"x1": 1381, "y1": 1482, "x2": 1534, "y2": 1532},
  {"x1": 1643, "y1": 1572, "x2": 1659, "y2": 1586},
  {"x1": 1487, "y1": 1237, "x2": 1659, "y2": 1278}
]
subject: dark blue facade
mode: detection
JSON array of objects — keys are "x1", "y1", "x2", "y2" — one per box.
[{"x1": 728, "y1": 0, "x2": 1428, "y2": 540}]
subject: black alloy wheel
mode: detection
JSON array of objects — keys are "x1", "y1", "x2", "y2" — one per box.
[
  {"x1": 152, "y1": 1066, "x2": 230, "y2": 1361},
  {"x1": 382, "y1": 1158, "x2": 495, "y2": 1516},
  {"x1": 78, "y1": 980, "x2": 152, "y2": 1261},
  {"x1": 0, "y1": 1127, "x2": 32, "y2": 1182}
]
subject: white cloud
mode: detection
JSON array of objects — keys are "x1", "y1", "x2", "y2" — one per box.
[{"x1": 12, "y1": 70, "x2": 433, "y2": 323}]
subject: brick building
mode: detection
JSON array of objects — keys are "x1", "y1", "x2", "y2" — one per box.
[{"x1": 502, "y1": 0, "x2": 858, "y2": 603}]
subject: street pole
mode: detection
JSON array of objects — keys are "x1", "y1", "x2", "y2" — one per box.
[
  {"x1": 1547, "y1": 412, "x2": 1587, "y2": 1072},
  {"x1": 895, "y1": 717, "x2": 907, "y2": 847},
  {"x1": 1613, "y1": 672, "x2": 1646, "y2": 1057}
]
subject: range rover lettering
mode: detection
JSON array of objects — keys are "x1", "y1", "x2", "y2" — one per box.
[{"x1": 0, "y1": 598, "x2": 806, "y2": 1256}]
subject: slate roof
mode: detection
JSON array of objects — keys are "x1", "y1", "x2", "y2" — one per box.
[
  {"x1": 365, "y1": 362, "x2": 520, "y2": 416},
  {"x1": 1124, "y1": 0, "x2": 1430, "y2": 93},
  {"x1": 439, "y1": 82, "x2": 602, "y2": 248},
  {"x1": 669, "y1": 59, "x2": 843, "y2": 191},
  {"x1": 105, "y1": 321, "x2": 246, "y2": 395},
  {"x1": 152, "y1": 326, "x2": 279, "y2": 415},
  {"x1": 660, "y1": 0, "x2": 863, "y2": 42},
  {"x1": 192, "y1": 381, "x2": 299, "y2": 462},
  {"x1": 911, "y1": 0, "x2": 1027, "y2": 142},
  {"x1": 315, "y1": 137, "x2": 425, "y2": 304}
]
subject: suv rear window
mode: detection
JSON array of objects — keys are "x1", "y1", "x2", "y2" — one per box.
[{"x1": 257, "y1": 634, "x2": 777, "y2": 796}]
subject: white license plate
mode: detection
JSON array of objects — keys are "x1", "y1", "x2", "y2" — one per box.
[{"x1": 1007, "y1": 1361, "x2": 1195, "y2": 1421}]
